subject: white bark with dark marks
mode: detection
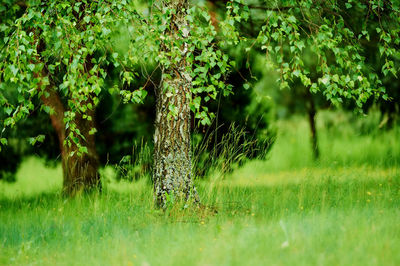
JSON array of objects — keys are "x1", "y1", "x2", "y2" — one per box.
[{"x1": 153, "y1": 0, "x2": 199, "y2": 207}]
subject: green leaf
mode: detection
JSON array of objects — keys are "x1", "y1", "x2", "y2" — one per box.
[
  {"x1": 37, "y1": 135, "x2": 45, "y2": 143},
  {"x1": 89, "y1": 128, "x2": 97, "y2": 135},
  {"x1": 83, "y1": 16, "x2": 91, "y2": 23},
  {"x1": 0, "y1": 138, "x2": 7, "y2": 145},
  {"x1": 4, "y1": 107, "x2": 12, "y2": 115},
  {"x1": 79, "y1": 146, "x2": 88, "y2": 154},
  {"x1": 287, "y1": 16, "x2": 296, "y2": 23},
  {"x1": 9, "y1": 65, "x2": 18, "y2": 76},
  {"x1": 27, "y1": 64, "x2": 35, "y2": 71},
  {"x1": 28, "y1": 137, "x2": 36, "y2": 145}
]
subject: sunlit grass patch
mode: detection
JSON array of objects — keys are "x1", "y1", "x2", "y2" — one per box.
[
  {"x1": 222, "y1": 164, "x2": 399, "y2": 187},
  {"x1": 0, "y1": 157, "x2": 62, "y2": 199}
]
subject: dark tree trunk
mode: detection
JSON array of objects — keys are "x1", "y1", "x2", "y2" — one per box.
[
  {"x1": 33, "y1": 17, "x2": 100, "y2": 195},
  {"x1": 153, "y1": 0, "x2": 199, "y2": 207},
  {"x1": 63, "y1": 107, "x2": 101, "y2": 195},
  {"x1": 307, "y1": 95, "x2": 319, "y2": 160},
  {"x1": 41, "y1": 88, "x2": 101, "y2": 195}
]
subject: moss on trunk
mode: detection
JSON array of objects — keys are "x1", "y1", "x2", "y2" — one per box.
[{"x1": 153, "y1": 0, "x2": 198, "y2": 207}]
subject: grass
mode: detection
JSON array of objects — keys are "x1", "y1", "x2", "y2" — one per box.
[{"x1": 0, "y1": 111, "x2": 399, "y2": 265}]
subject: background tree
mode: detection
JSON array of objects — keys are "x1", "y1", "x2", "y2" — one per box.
[
  {"x1": 207, "y1": 0, "x2": 399, "y2": 160},
  {"x1": 0, "y1": 1, "x2": 146, "y2": 195},
  {"x1": 254, "y1": 50, "x2": 331, "y2": 160}
]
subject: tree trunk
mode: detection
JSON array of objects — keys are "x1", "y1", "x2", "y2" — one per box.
[
  {"x1": 153, "y1": 0, "x2": 199, "y2": 207},
  {"x1": 41, "y1": 88, "x2": 101, "y2": 195},
  {"x1": 63, "y1": 107, "x2": 101, "y2": 195},
  {"x1": 33, "y1": 18, "x2": 100, "y2": 195},
  {"x1": 307, "y1": 95, "x2": 319, "y2": 160}
]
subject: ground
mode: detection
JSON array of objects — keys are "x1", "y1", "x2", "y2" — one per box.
[{"x1": 0, "y1": 113, "x2": 399, "y2": 265}]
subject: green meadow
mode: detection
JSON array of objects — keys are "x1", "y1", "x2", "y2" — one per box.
[
  {"x1": 1, "y1": 113, "x2": 399, "y2": 266},
  {"x1": 2, "y1": 1, "x2": 400, "y2": 265}
]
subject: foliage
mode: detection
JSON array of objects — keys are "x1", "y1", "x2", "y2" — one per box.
[
  {"x1": 251, "y1": 0, "x2": 399, "y2": 107},
  {"x1": 0, "y1": 0, "x2": 239, "y2": 157},
  {"x1": 2, "y1": 0, "x2": 398, "y2": 151},
  {"x1": 0, "y1": 1, "x2": 142, "y2": 153},
  {"x1": 123, "y1": 0, "x2": 236, "y2": 125}
]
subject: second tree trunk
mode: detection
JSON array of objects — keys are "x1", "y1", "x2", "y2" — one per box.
[{"x1": 41, "y1": 88, "x2": 101, "y2": 195}]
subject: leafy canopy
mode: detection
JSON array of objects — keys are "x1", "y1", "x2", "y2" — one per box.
[{"x1": 1, "y1": 0, "x2": 399, "y2": 151}]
